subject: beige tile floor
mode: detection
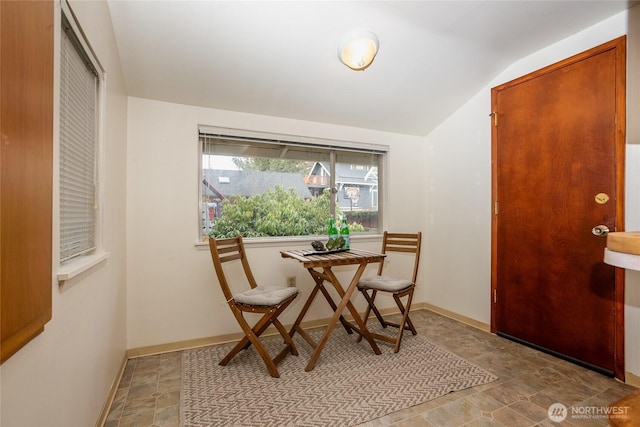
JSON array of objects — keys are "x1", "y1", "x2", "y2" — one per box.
[{"x1": 103, "y1": 309, "x2": 637, "y2": 426}]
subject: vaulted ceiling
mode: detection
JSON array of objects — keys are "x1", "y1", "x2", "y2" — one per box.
[{"x1": 107, "y1": 1, "x2": 634, "y2": 136}]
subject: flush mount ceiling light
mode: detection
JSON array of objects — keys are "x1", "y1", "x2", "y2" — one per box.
[{"x1": 338, "y1": 30, "x2": 379, "y2": 71}]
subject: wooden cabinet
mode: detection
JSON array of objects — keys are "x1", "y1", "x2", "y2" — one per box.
[{"x1": 1, "y1": 0, "x2": 54, "y2": 363}]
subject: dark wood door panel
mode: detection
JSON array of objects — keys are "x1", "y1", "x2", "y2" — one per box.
[{"x1": 491, "y1": 37, "x2": 626, "y2": 377}]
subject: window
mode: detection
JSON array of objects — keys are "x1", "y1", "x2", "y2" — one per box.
[
  {"x1": 59, "y1": 8, "x2": 102, "y2": 262},
  {"x1": 199, "y1": 127, "x2": 386, "y2": 240}
]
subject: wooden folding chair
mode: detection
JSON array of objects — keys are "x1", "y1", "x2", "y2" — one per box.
[
  {"x1": 357, "y1": 231, "x2": 422, "y2": 352},
  {"x1": 208, "y1": 235, "x2": 299, "y2": 378}
]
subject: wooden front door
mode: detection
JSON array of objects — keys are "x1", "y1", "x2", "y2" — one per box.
[{"x1": 491, "y1": 37, "x2": 626, "y2": 379}]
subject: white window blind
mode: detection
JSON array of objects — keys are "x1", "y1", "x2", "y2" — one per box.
[{"x1": 59, "y1": 16, "x2": 98, "y2": 262}]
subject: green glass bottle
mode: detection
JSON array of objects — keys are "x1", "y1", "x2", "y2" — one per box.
[
  {"x1": 328, "y1": 216, "x2": 338, "y2": 241},
  {"x1": 340, "y1": 218, "x2": 350, "y2": 249}
]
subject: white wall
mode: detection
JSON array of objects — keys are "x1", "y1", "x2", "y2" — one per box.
[
  {"x1": 125, "y1": 98, "x2": 425, "y2": 349},
  {"x1": 622, "y1": 4, "x2": 640, "y2": 378},
  {"x1": 423, "y1": 8, "x2": 640, "y2": 374},
  {"x1": 0, "y1": 1, "x2": 129, "y2": 426}
]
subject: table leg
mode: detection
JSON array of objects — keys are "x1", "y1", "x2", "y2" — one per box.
[
  {"x1": 308, "y1": 269, "x2": 353, "y2": 334},
  {"x1": 274, "y1": 281, "x2": 321, "y2": 363},
  {"x1": 305, "y1": 263, "x2": 381, "y2": 372},
  {"x1": 323, "y1": 265, "x2": 382, "y2": 355}
]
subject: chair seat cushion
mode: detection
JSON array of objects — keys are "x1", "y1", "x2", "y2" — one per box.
[
  {"x1": 234, "y1": 286, "x2": 298, "y2": 306},
  {"x1": 358, "y1": 275, "x2": 413, "y2": 292}
]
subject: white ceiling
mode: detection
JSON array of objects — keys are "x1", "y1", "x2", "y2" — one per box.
[{"x1": 107, "y1": 1, "x2": 634, "y2": 136}]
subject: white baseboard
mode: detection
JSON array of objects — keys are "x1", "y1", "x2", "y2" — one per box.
[
  {"x1": 96, "y1": 354, "x2": 128, "y2": 427},
  {"x1": 415, "y1": 302, "x2": 490, "y2": 332},
  {"x1": 625, "y1": 371, "x2": 640, "y2": 387}
]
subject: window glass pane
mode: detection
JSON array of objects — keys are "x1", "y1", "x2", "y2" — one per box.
[
  {"x1": 200, "y1": 133, "x2": 383, "y2": 240},
  {"x1": 335, "y1": 153, "x2": 379, "y2": 233}
]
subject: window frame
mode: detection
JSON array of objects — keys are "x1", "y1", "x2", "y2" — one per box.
[
  {"x1": 57, "y1": 0, "x2": 108, "y2": 281},
  {"x1": 197, "y1": 125, "x2": 388, "y2": 242}
]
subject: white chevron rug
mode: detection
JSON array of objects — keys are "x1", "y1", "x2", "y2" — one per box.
[{"x1": 180, "y1": 327, "x2": 498, "y2": 427}]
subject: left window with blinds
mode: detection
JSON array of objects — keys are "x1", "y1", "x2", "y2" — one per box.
[{"x1": 59, "y1": 7, "x2": 103, "y2": 263}]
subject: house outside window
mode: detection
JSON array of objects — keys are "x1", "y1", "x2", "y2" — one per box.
[
  {"x1": 199, "y1": 127, "x2": 386, "y2": 240},
  {"x1": 59, "y1": 7, "x2": 103, "y2": 262}
]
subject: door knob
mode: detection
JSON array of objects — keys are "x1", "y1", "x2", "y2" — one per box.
[{"x1": 592, "y1": 225, "x2": 610, "y2": 237}]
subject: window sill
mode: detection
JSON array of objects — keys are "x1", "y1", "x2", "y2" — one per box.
[
  {"x1": 194, "y1": 234, "x2": 382, "y2": 250},
  {"x1": 57, "y1": 251, "x2": 110, "y2": 285}
]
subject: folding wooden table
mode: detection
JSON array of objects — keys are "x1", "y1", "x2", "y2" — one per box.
[{"x1": 279, "y1": 248, "x2": 386, "y2": 371}]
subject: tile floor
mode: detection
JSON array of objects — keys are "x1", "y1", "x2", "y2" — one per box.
[{"x1": 103, "y1": 309, "x2": 637, "y2": 426}]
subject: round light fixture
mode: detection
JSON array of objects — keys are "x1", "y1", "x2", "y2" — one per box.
[{"x1": 337, "y1": 30, "x2": 379, "y2": 71}]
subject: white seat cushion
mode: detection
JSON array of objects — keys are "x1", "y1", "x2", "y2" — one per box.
[
  {"x1": 358, "y1": 275, "x2": 413, "y2": 292},
  {"x1": 234, "y1": 286, "x2": 298, "y2": 306}
]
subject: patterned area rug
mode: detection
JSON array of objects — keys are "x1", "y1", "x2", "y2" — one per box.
[{"x1": 180, "y1": 327, "x2": 498, "y2": 427}]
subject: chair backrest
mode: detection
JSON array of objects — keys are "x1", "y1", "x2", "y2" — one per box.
[
  {"x1": 377, "y1": 231, "x2": 422, "y2": 283},
  {"x1": 208, "y1": 235, "x2": 258, "y2": 302}
]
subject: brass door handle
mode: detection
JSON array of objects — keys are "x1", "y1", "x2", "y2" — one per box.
[{"x1": 592, "y1": 225, "x2": 610, "y2": 237}]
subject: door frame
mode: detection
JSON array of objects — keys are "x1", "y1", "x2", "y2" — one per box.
[{"x1": 490, "y1": 36, "x2": 627, "y2": 380}]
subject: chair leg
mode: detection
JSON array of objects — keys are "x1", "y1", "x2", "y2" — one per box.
[
  {"x1": 219, "y1": 338, "x2": 249, "y2": 367},
  {"x1": 361, "y1": 295, "x2": 372, "y2": 327},
  {"x1": 392, "y1": 288, "x2": 415, "y2": 353},
  {"x1": 357, "y1": 286, "x2": 416, "y2": 352},
  {"x1": 221, "y1": 297, "x2": 301, "y2": 378},
  {"x1": 356, "y1": 289, "x2": 375, "y2": 343},
  {"x1": 245, "y1": 321, "x2": 281, "y2": 378},
  {"x1": 219, "y1": 307, "x2": 273, "y2": 366},
  {"x1": 402, "y1": 306, "x2": 417, "y2": 335},
  {"x1": 273, "y1": 318, "x2": 298, "y2": 356},
  {"x1": 220, "y1": 309, "x2": 283, "y2": 377},
  {"x1": 363, "y1": 289, "x2": 388, "y2": 328}
]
